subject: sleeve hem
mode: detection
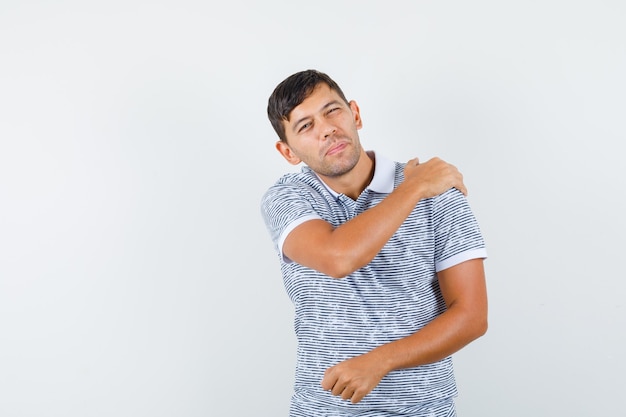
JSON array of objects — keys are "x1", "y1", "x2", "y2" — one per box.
[
  {"x1": 435, "y1": 248, "x2": 488, "y2": 272},
  {"x1": 278, "y1": 214, "x2": 323, "y2": 263}
]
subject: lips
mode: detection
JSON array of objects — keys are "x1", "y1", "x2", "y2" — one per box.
[{"x1": 326, "y1": 142, "x2": 348, "y2": 156}]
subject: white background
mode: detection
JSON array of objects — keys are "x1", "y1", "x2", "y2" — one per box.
[{"x1": 1, "y1": 1, "x2": 624, "y2": 416}]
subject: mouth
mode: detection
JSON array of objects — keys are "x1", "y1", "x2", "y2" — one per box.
[{"x1": 325, "y1": 142, "x2": 348, "y2": 156}]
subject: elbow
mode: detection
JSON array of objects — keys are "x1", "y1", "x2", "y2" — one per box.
[
  {"x1": 323, "y1": 262, "x2": 356, "y2": 279},
  {"x1": 321, "y1": 251, "x2": 362, "y2": 279},
  {"x1": 449, "y1": 299, "x2": 488, "y2": 341},
  {"x1": 477, "y1": 317, "x2": 488, "y2": 338},
  {"x1": 466, "y1": 298, "x2": 488, "y2": 340},
  {"x1": 326, "y1": 270, "x2": 349, "y2": 279},
  {"x1": 463, "y1": 319, "x2": 487, "y2": 347},
  {"x1": 472, "y1": 312, "x2": 488, "y2": 340},
  {"x1": 459, "y1": 307, "x2": 488, "y2": 342}
]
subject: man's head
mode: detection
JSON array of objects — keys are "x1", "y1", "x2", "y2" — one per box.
[
  {"x1": 267, "y1": 69, "x2": 365, "y2": 181},
  {"x1": 267, "y1": 69, "x2": 350, "y2": 143}
]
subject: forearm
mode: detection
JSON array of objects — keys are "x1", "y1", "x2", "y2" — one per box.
[
  {"x1": 373, "y1": 302, "x2": 488, "y2": 374},
  {"x1": 324, "y1": 181, "x2": 426, "y2": 276},
  {"x1": 320, "y1": 300, "x2": 488, "y2": 404}
]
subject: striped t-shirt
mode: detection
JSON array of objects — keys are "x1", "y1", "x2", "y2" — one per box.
[{"x1": 260, "y1": 152, "x2": 487, "y2": 416}]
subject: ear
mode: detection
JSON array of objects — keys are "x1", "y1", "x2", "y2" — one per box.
[
  {"x1": 275, "y1": 141, "x2": 302, "y2": 165},
  {"x1": 349, "y1": 100, "x2": 363, "y2": 130}
]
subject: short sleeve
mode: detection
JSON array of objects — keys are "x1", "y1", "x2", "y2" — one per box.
[
  {"x1": 260, "y1": 182, "x2": 322, "y2": 263},
  {"x1": 433, "y1": 188, "x2": 487, "y2": 272}
]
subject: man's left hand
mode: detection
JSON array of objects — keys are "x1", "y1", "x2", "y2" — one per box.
[{"x1": 320, "y1": 352, "x2": 388, "y2": 404}]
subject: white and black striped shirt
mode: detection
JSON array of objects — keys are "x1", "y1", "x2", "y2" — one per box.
[{"x1": 261, "y1": 152, "x2": 487, "y2": 416}]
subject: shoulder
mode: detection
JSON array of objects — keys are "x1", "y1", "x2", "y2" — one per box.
[
  {"x1": 432, "y1": 187, "x2": 468, "y2": 208},
  {"x1": 260, "y1": 169, "x2": 333, "y2": 211},
  {"x1": 262, "y1": 170, "x2": 321, "y2": 198}
]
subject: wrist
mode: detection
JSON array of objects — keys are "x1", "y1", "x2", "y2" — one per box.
[
  {"x1": 370, "y1": 344, "x2": 396, "y2": 375},
  {"x1": 396, "y1": 179, "x2": 427, "y2": 204}
]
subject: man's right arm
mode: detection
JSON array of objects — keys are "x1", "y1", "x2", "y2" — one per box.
[{"x1": 282, "y1": 157, "x2": 466, "y2": 278}]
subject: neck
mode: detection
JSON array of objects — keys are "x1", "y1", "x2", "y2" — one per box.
[{"x1": 318, "y1": 150, "x2": 374, "y2": 200}]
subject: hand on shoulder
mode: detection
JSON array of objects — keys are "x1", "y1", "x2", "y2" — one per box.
[{"x1": 403, "y1": 157, "x2": 467, "y2": 198}]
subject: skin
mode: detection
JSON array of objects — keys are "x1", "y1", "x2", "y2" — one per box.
[{"x1": 275, "y1": 82, "x2": 488, "y2": 404}]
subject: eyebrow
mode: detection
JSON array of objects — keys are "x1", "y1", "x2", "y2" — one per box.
[{"x1": 292, "y1": 100, "x2": 343, "y2": 133}]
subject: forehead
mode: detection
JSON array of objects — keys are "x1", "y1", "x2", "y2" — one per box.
[{"x1": 289, "y1": 83, "x2": 342, "y2": 119}]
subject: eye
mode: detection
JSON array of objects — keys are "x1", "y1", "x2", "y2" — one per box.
[{"x1": 298, "y1": 122, "x2": 311, "y2": 133}]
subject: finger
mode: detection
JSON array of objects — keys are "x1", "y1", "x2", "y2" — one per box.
[
  {"x1": 351, "y1": 388, "x2": 367, "y2": 404},
  {"x1": 341, "y1": 386, "x2": 355, "y2": 401},
  {"x1": 456, "y1": 182, "x2": 468, "y2": 196},
  {"x1": 331, "y1": 381, "x2": 346, "y2": 396},
  {"x1": 320, "y1": 368, "x2": 336, "y2": 391}
]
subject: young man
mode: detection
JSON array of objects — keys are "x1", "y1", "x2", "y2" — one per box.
[{"x1": 260, "y1": 69, "x2": 488, "y2": 417}]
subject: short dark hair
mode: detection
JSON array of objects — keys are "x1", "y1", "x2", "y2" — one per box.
[{"x1": 267, "y1": 69, "x2": 349, "y2": 142}]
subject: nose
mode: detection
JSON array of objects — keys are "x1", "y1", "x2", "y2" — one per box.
[{"x1": 321, "y1": 122, "x2": 336, "y2": 140}]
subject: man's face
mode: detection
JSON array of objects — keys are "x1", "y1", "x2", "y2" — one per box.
[{"x1": 277, "y1": 83, "x2": 363, "y2": 178}]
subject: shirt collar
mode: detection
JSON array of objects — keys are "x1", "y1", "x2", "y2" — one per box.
[
  {"x1": 366, "y1": 151, "x2": 395, "y2": 194},
  {"x1": 309, "y1": 151, "x2": 396, "y2": 197}
]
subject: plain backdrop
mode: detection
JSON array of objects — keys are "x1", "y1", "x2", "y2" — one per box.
[{"x1": 1, "y1": 1, "x2": 624, "y2": 416}]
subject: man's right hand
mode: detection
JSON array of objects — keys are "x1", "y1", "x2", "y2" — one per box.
[{"x1": 403, "y1": 157, "x2": 467, "y2": 198}]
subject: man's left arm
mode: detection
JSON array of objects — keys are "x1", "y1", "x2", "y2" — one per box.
[{"x1": 321, "y1": 258, "x2": 488, "y2": 404}]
